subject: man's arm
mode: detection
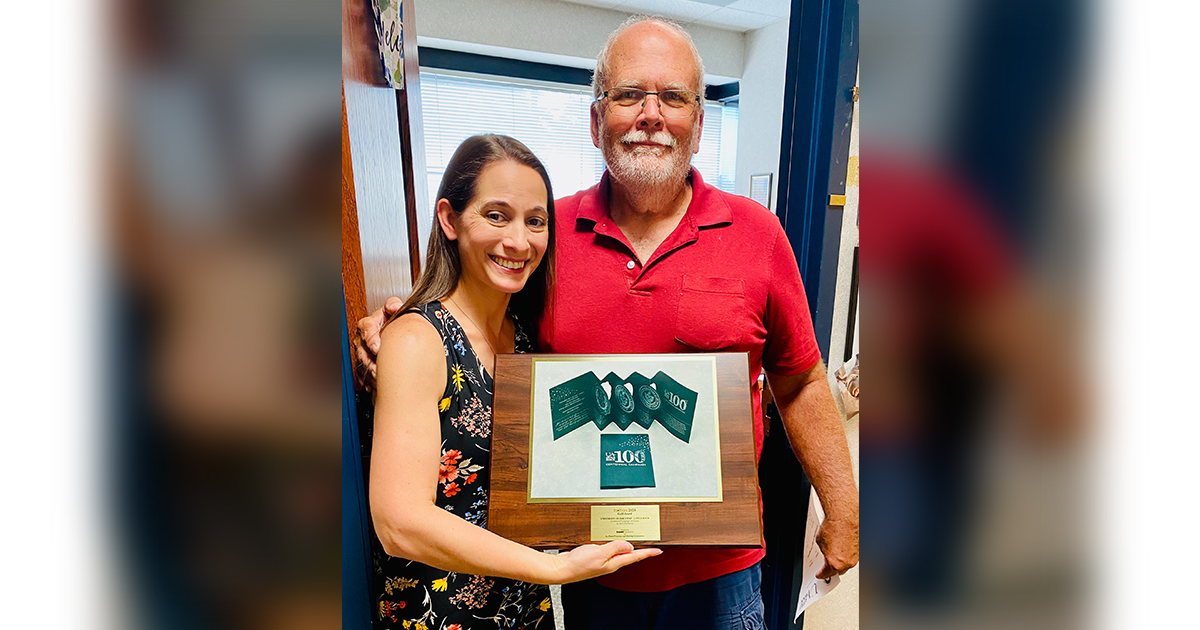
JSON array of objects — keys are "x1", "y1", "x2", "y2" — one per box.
[
  {"x1": 766, "y1": 361, "x2": 860, "y2": 578},
  {"x1": 351, "y1": 296, "x2": 403, "y2": 391}
]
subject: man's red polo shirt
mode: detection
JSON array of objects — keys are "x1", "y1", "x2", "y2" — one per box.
[{"x1": 538, "y1": 169, "x2": 821, "y2": 592}]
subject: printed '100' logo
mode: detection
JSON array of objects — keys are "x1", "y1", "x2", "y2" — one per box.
[
  {"x1": 605, "y1": 449, "x2": 646, "y2": 464},
  {"x1": 664, "y1": 391, "x2": 688, "y2": 411}
]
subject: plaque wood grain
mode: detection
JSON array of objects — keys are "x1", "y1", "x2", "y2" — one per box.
[{"x1": 489, "y1": 353, "x2": 762, "y2": 548}]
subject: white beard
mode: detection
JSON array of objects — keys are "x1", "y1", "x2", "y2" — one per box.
[{"x1": 602, "y1": 127, "x2": 694, "y2": 194}]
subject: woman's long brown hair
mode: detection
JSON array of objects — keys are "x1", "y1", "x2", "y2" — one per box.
[{"x1": 392, "y1": 134, "x2": 556, "y2": 328}]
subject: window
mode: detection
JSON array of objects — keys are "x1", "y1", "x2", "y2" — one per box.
[{"x1": 419, "y1": 71, "x2": 738, "y2": 200}]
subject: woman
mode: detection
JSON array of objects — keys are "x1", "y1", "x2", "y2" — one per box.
[{"x1": 370, "y1": 135, "x2": 659, "y2": 629}]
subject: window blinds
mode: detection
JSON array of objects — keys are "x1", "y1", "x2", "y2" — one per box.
[{"x1": 419, "y1": 71, "x2": 737, "y2": 200}]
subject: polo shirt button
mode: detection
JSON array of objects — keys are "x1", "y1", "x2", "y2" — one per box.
[{"x1": 626, "y1": 260, "x2": 635, "y2": 270}]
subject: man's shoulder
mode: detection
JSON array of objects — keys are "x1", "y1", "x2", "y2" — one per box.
[
  {"x1": 700, "y1": 184, "x2": 784, "y2": 233},
  {"x1": 555, "y1": 182, "x2": 600, "y2": 209},
  {"x1": 554, "y1": 182, "x2": 600, "y2": 225}
]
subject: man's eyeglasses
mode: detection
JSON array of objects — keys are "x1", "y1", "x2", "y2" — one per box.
[{"x1": 597, "y1": 88, "x2": 701, "y2": 118}]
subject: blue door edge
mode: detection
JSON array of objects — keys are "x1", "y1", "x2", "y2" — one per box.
[{"x1": 343, "y1": 295, "x2": 374, "y2": 628}]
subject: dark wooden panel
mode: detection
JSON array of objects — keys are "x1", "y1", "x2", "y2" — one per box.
[
  {"x1": 399, "y1": 0, "x2": 430, "y2": 279},
  {"x1": 395, "y1": 87, "x2": 422, "y2": 285},
  {"x1": 341, "y1": 83, "x2": 367, "y2": 337},
  {"x1": 488, "y1": 353, "x2": 762, "y2": 548}
]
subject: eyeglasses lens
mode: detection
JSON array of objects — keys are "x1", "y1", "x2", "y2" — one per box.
[{"x1": 606, "y1": 89, "x2": 697, "y2": 118}]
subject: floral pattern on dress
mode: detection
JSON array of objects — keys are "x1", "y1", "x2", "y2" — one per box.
[
  {"x1": 439, "y1": 446, "x2": 484, "y2": 499},
  {"x1": 450, "y1": 396, "x2": 492, "y2": 439},
  {"x1": 448, "y1": 574, "x2": 495, "y2": 610},
  {"x1": 373, "y1": 301, "x2": 550, "y2": 630}
]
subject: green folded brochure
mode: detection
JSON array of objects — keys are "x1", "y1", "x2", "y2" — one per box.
[
  {"x1": 625, "y1": 372, "x2": 660, "y2": 430},
  {"x1": 548, "y1": 369, "x2": 698, "y2": 443},
  {"x1": 549, "y1": 372, "x2": 609, "y2": 440},
  {"x1": 651, "y1": 371, "x2": 698, "y2": 443},
  {"x1": 600, "y1": 433, "x2": 656, "y2": 489},
  {"x1": 603, "y1": 371, "x2": 636, "y2": 430}
]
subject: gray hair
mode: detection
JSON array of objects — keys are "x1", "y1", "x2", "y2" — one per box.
[{"x1": 591, "y1": 15, "x2": 706, "y2": 102}]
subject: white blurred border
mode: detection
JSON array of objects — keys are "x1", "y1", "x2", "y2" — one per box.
[
  {"x1": 1101, "y1": 0, "x2": 1200, "y2": 628},
  {"x1": 0, "y1": 0, "x2": 103, "y2": 627}
]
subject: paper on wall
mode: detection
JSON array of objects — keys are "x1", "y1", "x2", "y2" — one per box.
[{"x1": 795, "y1": 487, "x2": 841, "y2": 621}]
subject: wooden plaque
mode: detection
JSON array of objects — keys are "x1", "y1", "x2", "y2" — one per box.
[{"x1": 488, "y1": 353, "x2": 762, "y2": 548}]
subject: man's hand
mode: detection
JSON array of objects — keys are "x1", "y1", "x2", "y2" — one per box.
[
  {"x1": 766, "y1": 365, "x2": 860, "y2": 579},
  {"x1": 815, "y1": 513, "x2": 859, "y2": 579},
  {"x1": 353, "y1": 297, "x2": 403, "y2": 391}
]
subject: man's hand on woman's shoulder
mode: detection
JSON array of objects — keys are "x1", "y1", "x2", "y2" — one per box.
[{"x1": 353, "y1": 296, "x2": 403, "y2": 391}]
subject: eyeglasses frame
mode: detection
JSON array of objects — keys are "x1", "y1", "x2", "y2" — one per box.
[{"x1": 595, "y1": 88, "x2": 702, "y2": 118}]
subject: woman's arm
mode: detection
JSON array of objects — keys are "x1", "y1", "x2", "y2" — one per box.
[{"x1": 369, "y1": 313, "x2": 658, "y2": 585}]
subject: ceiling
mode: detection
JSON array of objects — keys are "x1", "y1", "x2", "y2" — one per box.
[{"x1": 557, "y1": 0, "x2": 790, "y2": 32}]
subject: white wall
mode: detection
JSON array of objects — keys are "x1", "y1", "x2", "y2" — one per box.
[
  {"x1": 413, "y1": 0, "x2": 744, "y2": 79},
  {"x1": 733, "y1": 17, "x2": 789, "y2": 209},
  {"x1": 827, "y1": 65, "x2": 860, "y2": 370}
]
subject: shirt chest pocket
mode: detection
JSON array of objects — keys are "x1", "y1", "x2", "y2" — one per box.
[{"x1": 674, "y1": 275, "x2": 758, "y2": 351}]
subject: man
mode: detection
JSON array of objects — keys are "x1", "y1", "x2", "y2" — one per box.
[{"x1": 356, "y1": 16, "x2": 858, "y2": 629}]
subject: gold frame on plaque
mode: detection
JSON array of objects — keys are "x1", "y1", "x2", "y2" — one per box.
[
  {"x1": 488, "y1": 352, "x2": 762, "y2": 548},
  {"x1": 527, "y1": 355, "x2": 722, "y2": 504}
]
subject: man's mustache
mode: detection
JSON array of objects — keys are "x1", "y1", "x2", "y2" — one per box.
[{"x1": 619, "y1": 130, "x2": 677, "y2": 148}]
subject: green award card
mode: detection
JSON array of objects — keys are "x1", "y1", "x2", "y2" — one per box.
[
  {"x1": 600, "y1": 433, "x2": 655, "y2": 489},
  {"x1": 625, "y1": 372, "x2": 660, "y2": 429},
  {"x1": 603, "y1": 372, "x2": 636, "y2": 430},
  {"x1": 549, "y1": 372, "x2": 609, "y2": 439},
  {"x1": 651, "y1": 371, "x2": 698, "y2": 443}
]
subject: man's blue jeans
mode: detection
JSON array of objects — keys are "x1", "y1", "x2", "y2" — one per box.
[{"x1": 560, "y1": 562, "x2": 764, "y2": 630}]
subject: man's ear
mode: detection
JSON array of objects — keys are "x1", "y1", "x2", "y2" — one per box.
[
  {"x1": 435, "y1": 199, "x2": 458, "y2": 240},
  {"x1": 590, "y1": 104, "x2": 602, "y2": 149},
  {"x1": 692, "y1": 106, "x2": 704, "y2": 154}
]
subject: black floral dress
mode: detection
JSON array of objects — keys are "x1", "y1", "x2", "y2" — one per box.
[{"x1": 374, "y1": 301, "x2": 552, "y2": 630}]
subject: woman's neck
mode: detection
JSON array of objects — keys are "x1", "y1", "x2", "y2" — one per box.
[{"x1": 445, "y1": 282, "x2": 510, "y2": 338}]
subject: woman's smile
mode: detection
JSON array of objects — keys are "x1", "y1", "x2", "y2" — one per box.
[{"x1": 489, "y1": 255, "x2": 529, "y2": 271}]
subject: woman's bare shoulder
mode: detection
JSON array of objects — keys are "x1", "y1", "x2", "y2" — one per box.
[
  {"x1": 381, "y1": 310, "x2": 442, "y2": 351},
  {"x1": 377, "y1": 310, "x2": 446, "y2": 390},
  {"x1": 372, "y1": 309, "x2": 448, "y2": 408}
]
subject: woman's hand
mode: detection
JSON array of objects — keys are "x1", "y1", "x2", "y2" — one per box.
[{"x1": 551, "y1": 541, "x2": 662, "y2": 584}]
